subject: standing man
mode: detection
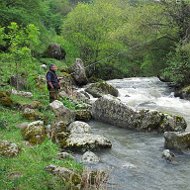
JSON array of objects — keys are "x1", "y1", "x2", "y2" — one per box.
[{"x1": 46, "y1": 64, "x2": 61, "y2": 102}]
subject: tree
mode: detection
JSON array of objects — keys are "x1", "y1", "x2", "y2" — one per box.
[
  {"x1": 62, "y1": 0, "x2": 124, "y2": 64},
  {"x1": 0, "y1": 22, "x2": 40, "y2": 89}
]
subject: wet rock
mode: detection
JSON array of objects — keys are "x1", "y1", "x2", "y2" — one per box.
[
  {"x1": 65, "y1": 121, "x2": 112, "y2": 151},
  {"x1": 50, "y1": 100, "x2": 75, "y2": 125},
  {"x1": 75, "y1": 110, "x2": 92, "y2": 121},
  {"x1": 0, "y1": 140, "x2": 20, "y2": 157},
  {"x1": 65, "y1": 133, "x2": 112, "y2": 151},
  {"x1": 164, "y1": 131, "x2": 190, "y2": 151},
  {"x1": 81, "y1": 151, "x2": 100, "y2": 164},
  {"x1": 175, "y1": 86, "x2": 190, "y2": 100},
  {"x1": 21, "y1": 120, "x2": 46, "y2": 145},
  {"x1": 58, "y1": 152, "x2": 75, "y2": 160},
  {"x1": 45, "y1": 164, "x2": 81, "y2": 186},
  {"x1": 68, "y1": 121, "x2": 91, "y2": 134},
  {"x1": 71, "y1": 58, "x2": 88, "y2": 86},
  {"x1": 162, "y1": 149, "x2": 175, "y2": 162},
  {"x1": 85, "y1": 81, "x2": 119, "y2": 98},
  {"x1": 43, "y1": 44, "x2": 66, "y2": 60},
  {"x1": 0, "y1": 91, "x2": 14, "y2": 107},
  {"x1": 11, "y1": 89, "x2": 33, "y2": 98},
  {"x1": 92, "y1": 95, "x2": 187, "y2": 132}
]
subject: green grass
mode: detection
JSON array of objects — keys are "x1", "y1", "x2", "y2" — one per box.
[{"x1": 0, "y1": 96, "x2": 82, "y2": 190}]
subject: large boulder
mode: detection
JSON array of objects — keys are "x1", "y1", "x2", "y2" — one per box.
[
  {"x1": 0, "y1": 91, "x2": 14, "y2": 107},
  {"x1": 164, "y1": 131, "x2": 190, "y2": 151},
  {"x1": 0, "y1": 140, "x2": 20, "y2": 157},
  {"x1": 21, "y1": 120, "x2": 46, "y2": 145},
  {"x1": 65, "y1": 121, "x2": 112, "y2": 151},
  {"x1": 174, "y1": 85, "x2": 190, "y2": 100},
  {"x1": 75, "y1": 110, "x2": 92, "y2": 121},
  {"x1": 85, "y1": 81, "x2": 119, "y2": 98},
  {"x1": 71, "y1": 58, "x2": 88, "y2": 86},
  {"x1": 43, "y1": 44, "x2": 66, "y2": 60},
  {"x1": 92, "y1": 95, "x2": 187, "y2": 132},
  {"x1": 65, "y1": 133, "x2": 112, "y2": 151},
  {"x1": 49, "y1": 100, "x2": 75, "y2": 125}
]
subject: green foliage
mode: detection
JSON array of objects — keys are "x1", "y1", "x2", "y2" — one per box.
[
  {"x1": 63, "y1": 0, "x2": 124, "y2": 65},
  {"x1": 0, "y1": 22, "x2": 40, "y2": 88}
]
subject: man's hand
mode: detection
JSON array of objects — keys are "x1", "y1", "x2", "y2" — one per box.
[{"x1": 48, "y1": 82, "x2": 54, "y2": 89}]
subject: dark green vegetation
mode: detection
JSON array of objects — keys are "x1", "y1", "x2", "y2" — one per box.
[{"x1": 1, "y1": 0, "x2": 190, "y2": 83}]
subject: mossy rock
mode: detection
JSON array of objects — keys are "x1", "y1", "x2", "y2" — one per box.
[
  {"x1": 0, "y1": 91, "x2": 14, "y2": 107},
  {"x1": 45, "y1": 165, "x2": 81, "y2": 186},
  {"x1": 0, "y1": 140, "x2": 20, "y2": 157},
  {"x1": 182, "y1": 86, "x2": 190, "y2": 94},
  {"x1": 75, "y1": 110, "x2": 92, "y2": 121},
  {"x1": 22, "y1": 108, "x2": 45, "y2": 121},
  {"x1": 21, "y1": 123, "x2": 46, "y2": 145},
  {"x1": 85, "y1": 81, "x2": 119, "y2": 98}
]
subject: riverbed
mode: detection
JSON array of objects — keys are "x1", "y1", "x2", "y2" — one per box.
[{"x1": 88, "y1": 77, "x2": 190, "y2": 190}]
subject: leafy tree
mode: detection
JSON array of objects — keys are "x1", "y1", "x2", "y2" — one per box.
[{"x1": 0, "y1": 22, "x2": 40, "y2": 89}]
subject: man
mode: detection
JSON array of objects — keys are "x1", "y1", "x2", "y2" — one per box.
[{"x1": 46, "y1": 64, "x2": 61, "y2": 102}]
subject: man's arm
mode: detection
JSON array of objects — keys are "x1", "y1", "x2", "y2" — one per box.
[{"x1": 48, "y1": 81, "x2": 54, "y2": 89}]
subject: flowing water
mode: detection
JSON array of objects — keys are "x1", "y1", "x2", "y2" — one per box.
[{"x1": 88, "y1": 77, "x2": 190, "y2": 190}]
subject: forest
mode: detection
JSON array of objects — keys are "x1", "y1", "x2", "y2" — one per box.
[{"x1": 1, "y1": 0, "x2": 190, "y2": 85}]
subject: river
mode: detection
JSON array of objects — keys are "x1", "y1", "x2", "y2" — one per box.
[{"x1": 88, "y1": 77, "x2": 190, "y2": 190}]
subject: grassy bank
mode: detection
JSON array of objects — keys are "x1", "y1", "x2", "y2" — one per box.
[{"x1": 0, "y1": 92, "x2": 82, "y2": 190}]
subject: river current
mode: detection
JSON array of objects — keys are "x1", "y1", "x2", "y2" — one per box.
[{"x1": 88, "y1": 77, "x2": 190, "y2": 190}]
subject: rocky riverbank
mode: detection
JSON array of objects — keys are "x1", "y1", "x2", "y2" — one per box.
[{"x1": 1, "y1": 62, "x2": 190, "y2": 189}]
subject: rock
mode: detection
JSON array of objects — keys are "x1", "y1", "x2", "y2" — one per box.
[
  {"x1": 41, "y1": 64, "x2": 47, "y2": 70},
  {"x1": 22, "y1": 108, "x2": 44, "y2": 121},
  {"x1": 50, "y1": 121, "x2": 68, "y2": 146},
  {"x1": 43, "y1": 44, "x2": 66, "y2": 60},
  {"x1": 164, "y1": 131, "x2": 190, "y2": 151},
  {"x1": 81, "y1": 151, "x2": 100, "y2": 164},
  {"x1": 85, "y1": 81, "x2": 119, "y2": 98},
  {"x1": 81, "y1": 169, "x2": 108, "y2": 189},
  {"x1": 71, "y1": 58, "x2": 88, "y2": 86},
  {"x1": 17, "y1": 122, "x2": 29, "y2": 130},
  {"x1": 175, "y1": 86, "x2": 190, "y2": 100},
  {"x1": 75, "y1": 110, "x2": 92, "y2": 121},
  {"x1": 65, "y1": 133, "x2": 112, "y2": 151},
  {"x1": 68, "y1": 121, "x2": 91, "y2": 134},
  {"x1": 65, "y1": 121, "x2": 111, "y2": 151},
  {"x1": 162, "y1": 149, "x2": 175, "y2": 162},
  {"x1": 45, "y1": 164, "x2": 81, "y2": 186},
  {"x1": 9, "y1": 75, "x2": 27, "y2": 90},
  {"x1": 0, "y1": 91, "x2": 14, "y2": 107},
  {"x1": 58, "y1": 152, "x2": 75, "y2": 160},
  {"x1": 0, "y1": 140, "x2": 20, "y2": 157},
  {"x1": 92, "y1": 95, "x2": 187, "y2": 132},
  {"x1": 49, "y1": 100, "x2": 75, "y2": 125},
  {"x1": 21, "y1": 120, "x2": 46, "y2": 145},
  {"x1": 11, "y1": 89, "x2": 33, "y2": 98}
]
